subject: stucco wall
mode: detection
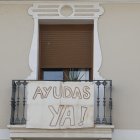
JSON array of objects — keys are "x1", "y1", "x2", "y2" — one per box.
[
  {"x1": 0, "y1": 3, "x2": 140, "y2": 130},
  {"x1": 99, "y1": 4, "x2": 140, "y2": 129},
  {"x1": 0, "y1": 5, "x2": 32, "y2": 128}
]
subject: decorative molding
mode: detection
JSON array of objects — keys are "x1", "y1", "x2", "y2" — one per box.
[
  {"x1": 2, "y1": 128, "x2": 140, "y2": 140},
  {"x1": 28, "y1": 2, "x2": 104, "y2": 19},
  {"x1": 27, "y1": 1, "x2": 104, "y2": 80},
  {"x1": 94, "y1": 17, "x2": 103, "y2": 80},
  {"x1": 27, "y1": 18, "x2": 39, "y2": 80},
  {"x1": 8, "y1": 125, "x2": 114, "y2": 139}
]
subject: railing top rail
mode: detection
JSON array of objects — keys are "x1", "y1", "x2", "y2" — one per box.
[{"x1": 12, "y1": 80, "x2": 112, "y2": 82}]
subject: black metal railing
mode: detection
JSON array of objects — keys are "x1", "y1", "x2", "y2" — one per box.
[{"x1": 10, "y1": 80, "x2": 112, "y2": 125}]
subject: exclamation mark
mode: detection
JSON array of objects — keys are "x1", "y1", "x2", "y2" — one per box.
[{"x1": 78, "y1": 106, "x2": 87, "y2": 126}]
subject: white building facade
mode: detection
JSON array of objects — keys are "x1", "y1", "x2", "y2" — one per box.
[{"x1": 0, "y1": 0, "x2": 140, "y2": 140}]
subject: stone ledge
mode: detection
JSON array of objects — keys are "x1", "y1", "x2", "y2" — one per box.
[{"x1": 7, "y1": 125, "x2": 114, "y2": 139}]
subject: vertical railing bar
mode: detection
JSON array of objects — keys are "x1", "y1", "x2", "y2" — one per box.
[
  {"x1": 21, "y1": 80, "x2": 27, "y2": 124},
  {"x1": 95, "y1": 81, "x2": 101, "y2": 124},
  {"x1": 15, "y1": 80, "x2": 21, "y2": 124},
  {"x1": 102, "y1": 80, "x2": 107, "y2": 124},
  {"x1": 10, "y1": 80, "x2": 16, "y2": 125},
  {"x1": 109, "y1": 80, "x2": 112, "y2": 125}
]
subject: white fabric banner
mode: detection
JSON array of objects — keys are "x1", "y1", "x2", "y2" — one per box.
[{"x1": 26, "y1": 81, "x2": 94, "y2": 129}]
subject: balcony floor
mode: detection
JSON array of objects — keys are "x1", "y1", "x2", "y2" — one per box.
[{"x1": 8, "y1": 125, "x2": 114, "y2": 140}]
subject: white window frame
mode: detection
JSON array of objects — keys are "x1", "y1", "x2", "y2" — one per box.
[{"x1": 27, "y1": 1, "x2": 104, "y2": 80}]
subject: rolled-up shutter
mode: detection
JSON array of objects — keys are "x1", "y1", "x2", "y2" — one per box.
[{"x1": 39, "y1": 24, "x2": 93, "y2": 68}]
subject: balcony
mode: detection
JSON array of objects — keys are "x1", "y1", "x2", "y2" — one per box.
[{"x1": 8, "y1": 80, "x2": 114, "y2": 140}]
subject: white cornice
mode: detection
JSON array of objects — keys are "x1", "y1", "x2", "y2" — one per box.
[{"x1": 0, "y1": 0, "x2": 140, "y2": 4}]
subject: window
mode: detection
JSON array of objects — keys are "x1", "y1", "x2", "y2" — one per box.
[
  {"x1": 43, "y1": 69, "x2": 63, "y2": 80},
  {"x1": 39, "y1": 24, "x2": 93, "y2": 80},
  {"x1": 43, "y1": 68, "x2": 90, "y2": 81}
]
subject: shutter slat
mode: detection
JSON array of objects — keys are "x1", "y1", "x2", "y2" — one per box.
[{"x1": 39, "y1": 24, "x2": 93, "y2": 68}]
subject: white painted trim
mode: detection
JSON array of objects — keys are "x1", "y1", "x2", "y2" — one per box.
[
  {"x1": 27, "y1": 1, "x2": 104, "y2": 80},
  {"x1": 27, "y1": 18, "x2": 39, "y2": 80},
  {"x1": 94, "y1": 17, "x2": 104, "y2": 80},
  {"x1": 1, "y1": 0, "x2": 140, "y2": 4},
  {"x1": 0, "y1": 129, "x2": 9, "y2": 140},
  {"x1": 2, "y1": 128, "x2": 140, "y2": 140},
  {"x1": 8, "y1": 125, "x2": 114, "y2": 139}
]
